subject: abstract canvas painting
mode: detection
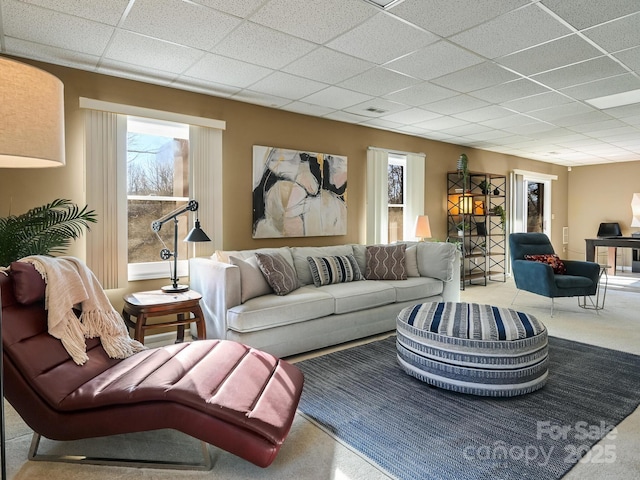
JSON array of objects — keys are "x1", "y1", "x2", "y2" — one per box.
[{"x1": 252, "y1": 145, "x2": 347, "y2": 238}]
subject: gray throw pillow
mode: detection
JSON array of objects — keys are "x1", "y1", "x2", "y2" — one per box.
[
  {"x1": 307, "y1": 254, "x2": 362, "y2": 287},
  {"x1": 365, "y1": 244, "x2": 407, "y2": 280},
  {"x1": 255, "y1": 252, "x2": 300, "y2": 295},
  {"x1": 229, "y1": 256, "x2": 272, "y2": 302}
]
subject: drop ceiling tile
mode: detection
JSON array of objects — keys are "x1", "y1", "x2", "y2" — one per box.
[
  {"x1": 615, "y1": 46, "x2": 640, "y2": 73},
  {"x1": 338, "y1": 68, "x2": 421, "y2": 96},
  {"x1": 440, "y1": 123, "x2": 494, "y2": 136},
  {"x1": 191, "y1": 0, "x2": 265, "y2": 18},
  {"x1": 170, "y1": 77, "x2": 240, "y2": 97},
  {"x1": 422, "y1": 94, "x2": 490, "y2": 115},
  {"x1": 20, "y1": 0, "x2": 130, "y2": 25},
  {"x1": 470, "y1": 78, "x2": 551, "y2": 103},
  {"x1": 501, "y1": 92, "x2": 573, "y2": 112},
  {"x1": 583, "y1": 12, "x2": 640, "y2": 52},
  {"x1": 389, "y1": 0, "x2": 528, "y2": 37},
  {"x1": 281, "y1": 101, "x2": 336, "y2": 117},
  {"x1": 343, "y1": 98, "x2": 408, "y2": 117},
  {"x1": 528, "y1": 102, "x2": 595, "y2": 121},
  {"x1": 464, "y1": 129, "x2": 517, "y2": 141},
  {"x1": 552, "y1": 110, "x2": 612, "y2": 127},
  {"x1": 561, "y1": 73, "x2": 640, "y2": 100},
  {"x1": 98, "y1": 59, "x2": 177, "y2": 85},
  {"x1": 123, "y1": 0, "x2": 241, "y2": 50},
  {"x1": 450, "y1": 4, "x2": 571, "y2": 59},
  {"x1": 603, "y1": 103, "x2": 640, "y2": 119},
  {"x1": 248, "y1": 71, "x2": 327, "y2": 100},
  {"x1": 380, "y1": 108, "x2": 441, "y2": 125},
  {"x1": 283, "y1": 48, "x2": 374, "y2": 83},
  {"x1": 4, "y1": 37, "x2": 100, "y2": 69},
  {"x1": 497, "y1": 34, "x2": 602, "y2": 76},
  {"x1": 532, "y1": 56, "x2": 627, "y2": 90},
  {"x1": 183, "y1": 53, "x2": 272, "y2": 88},
  {"x1": 503, "y1": 121, "x2": 557, "y2": 136},
  {"x1": 324, "y1": 110, "x2": 371, "y2": 124},
  {"x1": 212, "y1": 22, "x2": 315, "y2": 69},
  {"x1": 567, "y1": 119, "x2": 629, "y2": 134},
  {"x1": 301, "y1": 86, "x2": 373, "y2": 109},
  {"x1": 326, "y1": 12, "x2": 438, "y2": 64},
  {"x1": 360, "y1": 118, "x2": 405, "y2": 130},
  {"x1": 481, "y1": 114, "x2": 540, "y2": 129},
  {"x1": 104, "y1": 30, "x2": 204, "y2": 74},
  {"x1": 431, "y1": 62, "x2": 520, "y2": 93},
  {"x1": 541, "y1": 0, "x2": 640, "y2": 30},
  {"x1": 2, "y1": 0, "x2": 114, "y2": 55},
  {"x1": 249, "y1": 0, "x2": 375, "y2": 43},
  {"x1": 384, "y1": 82, "x2": 457, "y2": 106},
  {"x1": 231, "y1": 90, "x2": 292, "y2": 108},
  {"x1": 413, "y1": 116, "x2": 468, "y2": 130},
  {"x1": 452, "y1": 105, "x2": 514, "y2": 122},
  {"x1": 386, "y1": 41, "x2": 483, "y2": 81}
]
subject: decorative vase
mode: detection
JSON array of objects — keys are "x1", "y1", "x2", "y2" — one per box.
[{"x1": 493, "y1": 187, "x2": 500, "y2": 195}]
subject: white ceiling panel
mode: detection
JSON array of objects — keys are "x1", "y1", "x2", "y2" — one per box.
[
  {"x1": 123, "y1": 0, "x2": 241, "y2": 50},
  {"x1": 282, "y1": 48, "x2": 374, "y2": 84},
  {"x1": 326, "y1": 12, "x2": 438, "y2": 64},
  {"x1": 249, "y1": 0, "x2": 375, "y2": 43},
  {"x1": 182, "y1": 54, "x2": 273, "y2": 89},
  {"x1": 2, "y1": 0, "x2": 640, "y2": 166},
  {"x1": 450, "y1": 4, "x2": 571, "y2": 59},
  {"x1": 211, "y1": 22, "x2": 315, "y2": 69}
]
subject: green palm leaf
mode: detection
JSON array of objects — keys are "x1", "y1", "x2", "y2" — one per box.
[{"x1": 0, "y1": 199, "x2": 97, "y2": 266}]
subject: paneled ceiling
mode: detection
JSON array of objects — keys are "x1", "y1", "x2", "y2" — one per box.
[{"x1": 2, "y1": 0, "x2": 640, "y2": 166}]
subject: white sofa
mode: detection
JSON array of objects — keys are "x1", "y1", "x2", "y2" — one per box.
[{"x1": 189, "y1": 242, "x2": 460, "y2": 358}]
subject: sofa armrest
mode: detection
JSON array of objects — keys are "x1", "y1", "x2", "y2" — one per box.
[
  {"x1": 189, "y1": 257, "x2": 241, "y2": 339},
  {"x1": 441, "y1": 249, "x2": 461, "y2": 302}
]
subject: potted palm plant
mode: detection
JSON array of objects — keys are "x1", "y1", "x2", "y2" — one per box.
[{"x1": 0, "y1": 199, "x2": 97, "y2": 266}]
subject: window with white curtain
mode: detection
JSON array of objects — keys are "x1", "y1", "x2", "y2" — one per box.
[
  {"x1": 82, "y1": 98, "x2": 225, "y2": 288},
  {"x1": 366, "y1": 147, "x2": 425, "y2": 244}
]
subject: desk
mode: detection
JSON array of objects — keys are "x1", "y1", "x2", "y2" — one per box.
[
  {"x1": 122, "y1": 289, "x2": 206, "y2": 344},
  {"x1": 585, "y1": 237, "x2": 640, "y2": 274}
]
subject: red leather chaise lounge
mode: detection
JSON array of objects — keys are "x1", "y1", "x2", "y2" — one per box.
[{"x1": 1, "y1": 263, "x2": 304, "y2": 469}]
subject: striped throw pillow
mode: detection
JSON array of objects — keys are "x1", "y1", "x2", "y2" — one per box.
[
  {"x1": 255, "y1": 252, "x2": 300, "y2": 295},
  {"x1": 307, "y1": 254, "x2": 362, "y2": 287},
  {"x1": 365, "y1": 244, "x2": 407, "y2": 280}
]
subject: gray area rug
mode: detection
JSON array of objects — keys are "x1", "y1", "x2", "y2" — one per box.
[{"x1": 297, "y1": 336, "x2": 640, "y2": 480}]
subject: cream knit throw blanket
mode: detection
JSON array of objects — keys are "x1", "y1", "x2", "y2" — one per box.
[{"x1": 20, "y1": 255, "x2": 146, "y2": 365}]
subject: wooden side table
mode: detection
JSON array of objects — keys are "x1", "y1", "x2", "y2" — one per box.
[{"x1": 122, "y1": 289, "x2": 206, "y2": 344}]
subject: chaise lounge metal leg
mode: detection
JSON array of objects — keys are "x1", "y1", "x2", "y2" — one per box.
[
  {"x1": 28, "y1": 432, "x2": 213, "y2": 471},
  {"x1": 511, "y1": 289, "x2": 520, "y2": 306}
]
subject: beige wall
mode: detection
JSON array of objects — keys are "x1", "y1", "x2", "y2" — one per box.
[
  {"x1": 568, "y1": 162, "x2": 640, "y2": 267},
  {"x1": 1, "y1": 57, "x2": 579, "y2": 307}
]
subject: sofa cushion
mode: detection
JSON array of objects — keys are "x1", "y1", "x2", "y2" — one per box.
[
  {"x1": 227, "y1": 287, "x2": 334, "y2": 333},
  {"x1": 351, "y1": 244, "x2": 367, "y2": 273},
  {"x1": 229, "y1": 256, "x2": 272, "y2": 302},
  {"x1": 10, "y1": 261, "x2": 46, "y2": 305},
  {"x1": 415, "y1": 242, "x2": 458, "y2": 282},
  {"x1": 307, "y1": 254, "x2": 362, "y2": 287},
  {"x1": 405, "y1": 244, "x2": 420, "y2": 277},
  {"x1": 290, "y1": 245, "x2": 354, "y2": 285},
  {"x1": 318, "y1": 280, "x2": 396, "y2": 314},
  {"x1": 255, "y1": 252, "x2": 300, "y2": 295},
  {"x1": 365, "y1": 244, "x2": 407, "y2": 280},
  {"x1": 377, "y1": 277, "x2": 444, "y2": 303}
]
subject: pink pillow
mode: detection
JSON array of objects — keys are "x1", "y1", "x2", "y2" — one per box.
[{"x1": 10, "y1": 262, "x2": 46, "y2": 305}]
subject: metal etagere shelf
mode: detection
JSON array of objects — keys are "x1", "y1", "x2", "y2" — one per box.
[{"x1": 446, "y1": 171, "x2": 507, "y2": 289}]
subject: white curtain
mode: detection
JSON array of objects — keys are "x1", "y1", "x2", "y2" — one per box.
[
  {"x1": 366, "y1": 148, "x2": 389, "y2": 244},
  {"x1": 404, "y1": 152, "x2": 426, "y2": 241},
  {"x1": 85, "y1": 110, "x2": 128, "y2": 289},
  {"x1": 189, "y1": 125, "x2": 223, "y2": 257}
]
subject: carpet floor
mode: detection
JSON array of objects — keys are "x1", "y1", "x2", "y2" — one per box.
[{"x1": 297, "y1": 335, "x2": 640, "y2": 480}]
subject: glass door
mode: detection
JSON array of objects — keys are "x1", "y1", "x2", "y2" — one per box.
[{"x1": 526, "y1": 181, "x2": 545, "y2": 233}]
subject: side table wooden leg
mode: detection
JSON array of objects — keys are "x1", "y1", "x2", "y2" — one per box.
[
  {"x1": 176, "y1": 313, "x2": 185, "y2": 343},
  {"x1": 193, "y1": 306, "x2": 206, "y2": 341}
]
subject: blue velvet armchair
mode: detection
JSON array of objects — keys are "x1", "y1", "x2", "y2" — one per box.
[{"x1": 509, "y1": 233, "x2": 601, "y2": 314}]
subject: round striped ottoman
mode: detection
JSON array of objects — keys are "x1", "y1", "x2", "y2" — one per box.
[{"x1": 396, "y1": 302, "x2": 548, "y2": 397}]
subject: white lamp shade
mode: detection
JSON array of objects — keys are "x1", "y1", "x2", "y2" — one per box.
[
  {"x1": 414, "y1": 215, "x2": 432, "y2": 240},
  {"x1": 631, "y1": 194, "x2": 640, "y2": 227},
  {"x1": 0, "y1": 56, "x2": 65, "y2": 168}
]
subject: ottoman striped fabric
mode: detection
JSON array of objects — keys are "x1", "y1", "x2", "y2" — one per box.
[{"x1": 396, "y1": 302, "x2": 548, "y2": 397}]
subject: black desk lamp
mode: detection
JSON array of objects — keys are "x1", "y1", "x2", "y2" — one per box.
[
  {"x1": 1, "y1": 56, "x2": 67, "y2": 480},
  {"x1": 151, "y1": 200, "x2": 211, "y2": 293}
]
